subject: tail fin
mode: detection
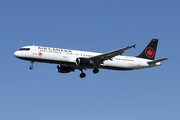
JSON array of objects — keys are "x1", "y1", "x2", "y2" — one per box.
[{"x1": 137, "y1": 39, "x2": 158, "y2": 60}]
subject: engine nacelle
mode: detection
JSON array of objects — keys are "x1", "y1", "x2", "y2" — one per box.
[
  {"x1": 56, "y1": 65, "x2": 75, "y2": 73},
  {"x1": 76, "y1": 58, "x2": 94, "y2": 66}
]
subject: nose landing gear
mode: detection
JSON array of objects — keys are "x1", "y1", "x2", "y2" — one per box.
[{"x1": 30, "y1": 61, "x2": 34, "y2": 70}]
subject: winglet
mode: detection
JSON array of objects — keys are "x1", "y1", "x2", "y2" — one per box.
[
  {"x1": 132, "y1": 44, "x2": 136, "y2": 48},
  {"x1": 127, "y1": 44, "x2": 136, "y2": 49}
]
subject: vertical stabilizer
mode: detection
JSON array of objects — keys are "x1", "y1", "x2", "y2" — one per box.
[{"x1": 137, "y1": 39, "x2": 158, "y2": 60}]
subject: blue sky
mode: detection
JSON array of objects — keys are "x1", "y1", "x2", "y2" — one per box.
[{"x1": 0, "y1": 0, "x2": 179, "y2": 120}]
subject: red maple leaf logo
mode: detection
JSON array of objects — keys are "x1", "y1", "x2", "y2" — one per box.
[
  {"x1": 145, "y1": 47, "x2": 154, "y2": 58},
  {"x1": 147, "y1": 49, "x2": 153, "y2": 55},
  {"x1": 38, "y1": 52, "x2": 43, "y2": 56}
]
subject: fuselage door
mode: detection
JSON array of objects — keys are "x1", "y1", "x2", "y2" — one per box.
[
  {"x1": 137, "y1": 60, "x2": 141, "y2": 66},
  {"x1": 32, "y1": 46, "x2": 37, "y2": 55}
]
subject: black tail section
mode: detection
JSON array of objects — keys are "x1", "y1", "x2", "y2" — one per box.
[{"x1": 137, "y1": 39, "x2": 158, "y2": 60}]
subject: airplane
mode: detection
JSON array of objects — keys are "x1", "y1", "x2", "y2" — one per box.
[{"x1": 14, "y1": 39, "x2": 168, "y2": 78}]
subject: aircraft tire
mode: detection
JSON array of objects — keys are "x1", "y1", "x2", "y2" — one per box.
[
  {"x1": 30, "y1": 66, "x2": 33, "y2": 70},
  {"x1": 93, "y1": 68, "x2": 99, "y2": 74},
  {"x1": 80, "y1": 73, "x2": 86, "y2": 78}
]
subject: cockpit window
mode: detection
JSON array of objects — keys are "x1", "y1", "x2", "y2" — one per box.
[{"x1": 19, "y1": 48, "x2": 30, "y2": 51}]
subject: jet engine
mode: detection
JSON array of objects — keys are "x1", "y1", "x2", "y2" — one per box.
[
  {"x1": 56, "y1": 65, "x2": 75, "y2": 73},
  {"x1": 76, "y1": 58, "x2": 94, "y2": 66}
]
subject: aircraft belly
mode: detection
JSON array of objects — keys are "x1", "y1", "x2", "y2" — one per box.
[{"x1": 102, "y1": 60, "x2": 134, "y2": 70}]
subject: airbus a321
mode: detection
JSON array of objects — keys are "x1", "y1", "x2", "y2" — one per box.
[{"x1": 14, "y1": 39, "x2": 168, "y2": 78}]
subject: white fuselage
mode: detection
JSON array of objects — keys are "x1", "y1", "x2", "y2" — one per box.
[{"x1": 14, "y1": 46, "x2": 161, "y2": 71}]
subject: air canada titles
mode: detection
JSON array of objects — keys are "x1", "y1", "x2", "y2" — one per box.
[{"x1": 38, "y1": 47, "x2": 72, "y2": 53}]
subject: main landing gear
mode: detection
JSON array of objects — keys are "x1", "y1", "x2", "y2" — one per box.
[
  {"x1": 29, "y1": 61, "x2": 34, "y2": 70},
  {"x1": 79, "y1": 68, "x2": 99, "y2": 78},
  {"x1": 80, "y1": 69, "x2": 86, "y2": 78},
  {"x1": 80, "y1": 72, "x2": 86, "y2": 78},
  {"x1": 93, "y1": 68, "x2": 99, "y2": 74}
]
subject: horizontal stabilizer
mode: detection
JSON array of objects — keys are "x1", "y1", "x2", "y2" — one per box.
[{"x1": 147, "y1": 58, "x2": 169, "y2": 64}]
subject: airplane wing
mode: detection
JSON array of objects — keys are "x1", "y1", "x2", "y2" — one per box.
[
  {"x1": 147, "y1": 58, "x2": 169, "y2": 64},
  {"x1": 90, "y1": 45, "x2": 136, "y2": 65}
]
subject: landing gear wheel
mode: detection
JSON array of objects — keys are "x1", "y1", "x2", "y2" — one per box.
[
  {"x1": 30, "y1": 61, "x2": 34, "y2": 70},
  {"x1": 93, "y1": 68, "x2": 99, "y2": 74},
  {"x1": 30, "y1": 66, "x2": 33, "y2": 70},
  {"x1": 80, "y1": 73, "x2": 86, "y2": 78}
]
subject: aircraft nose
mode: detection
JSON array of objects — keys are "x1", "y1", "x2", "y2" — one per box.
[{"x1": 14, "y1": 51, "x2": 20, "y2": 57}]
